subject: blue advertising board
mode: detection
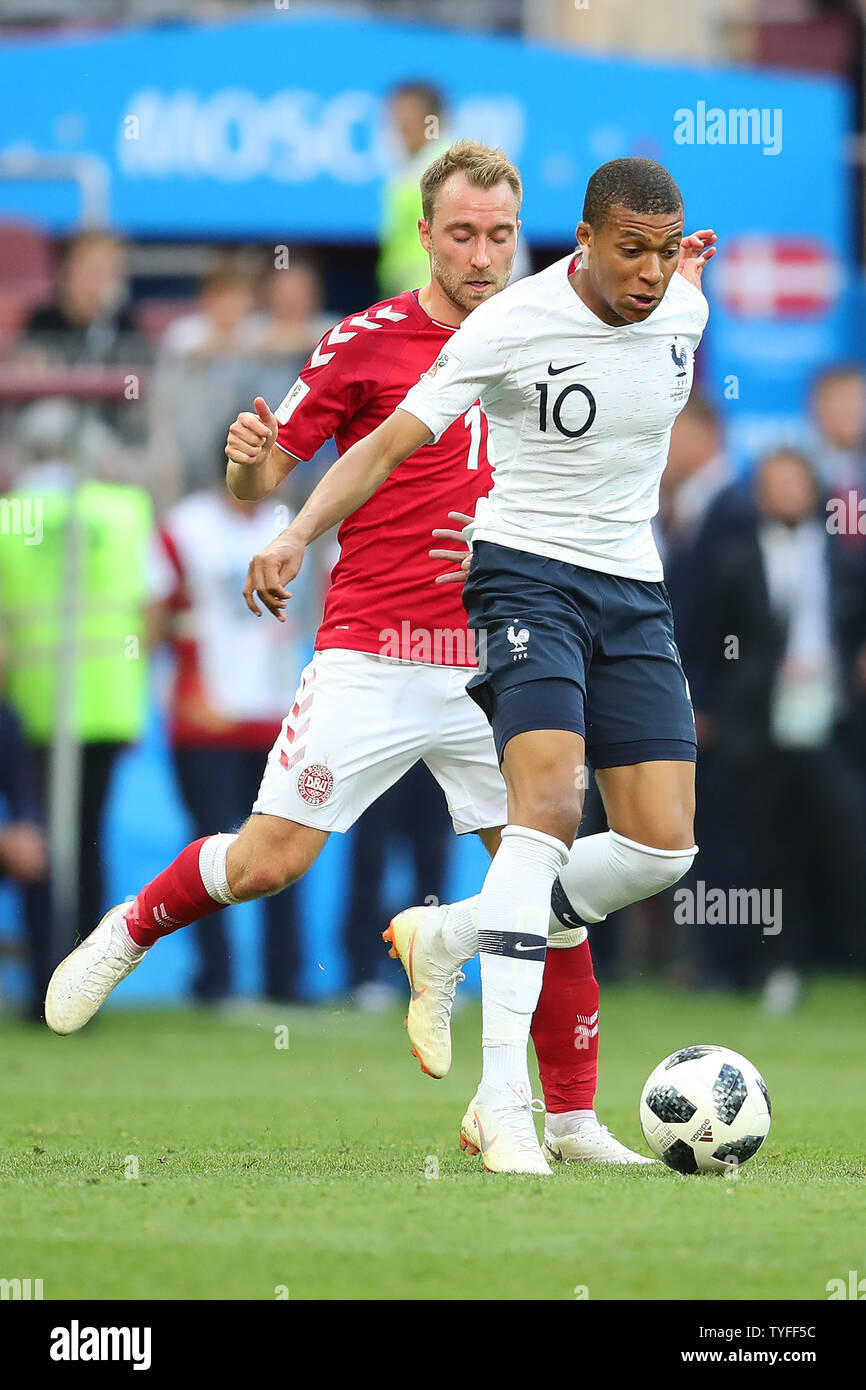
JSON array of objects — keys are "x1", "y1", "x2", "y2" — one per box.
[{"x1": 0, "y1": 12, "x2": 854, "y2": 459}]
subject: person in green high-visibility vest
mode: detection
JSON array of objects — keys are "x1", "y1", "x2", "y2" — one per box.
[
  {"x1": 0, "y1": 401, "x2": 155, "y2": 956},
  {"x1": 377, "y1": 81, "x2": 450, "y2": 299},
  {"x1": 377, "y1": 82, "x2": 531, "y2": 300}
]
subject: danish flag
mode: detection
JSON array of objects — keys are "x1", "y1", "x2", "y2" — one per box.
[{"x1": 718, "y1": 236, "x2": 841, "y2": 319}]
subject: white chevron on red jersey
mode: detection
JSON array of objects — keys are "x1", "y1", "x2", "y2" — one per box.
[{"x1": 274, "y1": 289, "x2": 492, "y2": 666}]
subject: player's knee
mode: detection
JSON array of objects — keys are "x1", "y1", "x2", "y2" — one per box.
[
  {"x1": 650, "y1": 844, "x2": 696, "y2": 892},
  {"x1": 243, "y1": 860, "x2": 296, "y2": 898},
  {"x1": 512, "y1": 787, "x2": 583, "y2": 847},
  {"x1": 618, "y1": 801, "x2": 695, "y2": 856},
  {"x1": 612, "y1": 831, "x2": 696, "y2": 897},
  {"x1": 646, "y1": 822, "x2": 695, "y2": 855},
  {"x1": 227, "y1": 819, "x2": 319, "y2": 899}
]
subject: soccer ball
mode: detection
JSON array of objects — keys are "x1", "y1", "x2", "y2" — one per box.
[{"x1": 639, "y1": 1045, "x2": 771, "y2": 1174}]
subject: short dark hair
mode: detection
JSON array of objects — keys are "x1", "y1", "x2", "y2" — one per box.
[
  {"x1": 389, "y1": 81, "x2": 444, "y2": 118},
  {"x1": 583, "y1": 158, "x2": 683, "y2": 228}
]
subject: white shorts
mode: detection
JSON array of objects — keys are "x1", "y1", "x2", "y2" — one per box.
[{"x1": 252, "y1": 648, "x2": 507, "y2": 835}]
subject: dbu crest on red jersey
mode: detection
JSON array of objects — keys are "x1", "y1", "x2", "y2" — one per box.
[{"x1": 297, "y1": 763, "x2": 334, "y2": 806}]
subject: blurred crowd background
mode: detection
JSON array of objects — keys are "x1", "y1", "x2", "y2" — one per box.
[{"x1": 2, "y1": 0, "x2": 866, "y2": 1020}]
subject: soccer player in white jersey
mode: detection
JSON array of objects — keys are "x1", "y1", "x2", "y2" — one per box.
[{"x1": 242, "y1": 159, "x2": 716, "y2": 1173}]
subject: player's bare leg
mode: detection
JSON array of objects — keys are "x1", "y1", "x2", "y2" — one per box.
[
  {"x1": 595, "y1": 759, "x2": 695, "y2": 849},
  {"x1": 44, "y1": 816, "x2": 327, "y2": 1034}
]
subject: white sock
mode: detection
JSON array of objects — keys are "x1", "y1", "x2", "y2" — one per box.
[
  {"x1": 546, "y1": 1108, "x2": 597, "y2": 1135},
  {"x1": 116, "y1": 912, "x2": 148, "y2": 954},
  {"x1": 440, "y1": 826, "x2": 695, "y2": 963},
  {"x1": 550, "y1": 830, "x2": 697, "y2": 930},
  {"x1": 199, "y1": 833, "x2": 242, "y2": 906},
  {"x1": 440, "y1": 893, "x2": 586, "y2": 965},
  {"x1": 439, "y1": 898, "x2": 479, "y2": 966},
  {"x1": 477, "y1": 825, "x2": 569, "y2": 1094}
]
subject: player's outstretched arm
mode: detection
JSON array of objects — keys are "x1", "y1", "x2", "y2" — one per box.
[
  {"x1": 243, "y1": 408, "x2": 432, "y2": 620},
  {"x1": 225, "y1": 397, "x2": 301, "y2": 500}
]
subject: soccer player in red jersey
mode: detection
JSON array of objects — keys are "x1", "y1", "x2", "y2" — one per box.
[{"x1": 45, "y1": 140, "x2": 646, "y2": 1173}]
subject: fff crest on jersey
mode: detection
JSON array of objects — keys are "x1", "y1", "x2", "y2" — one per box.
[{"x1": 669, "y1": 339, "x2": 691, "y2": 404}]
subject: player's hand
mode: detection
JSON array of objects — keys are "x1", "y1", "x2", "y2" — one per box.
[
  {"x1": 244, "y1": 528, "x2": 305, "y2": 620},
  {"x1": 226, "y1": 397, "x2": 278, "y2": 466},
  {"x1": 430, "y1": 510, "x2": 473, "y2": 585},
  {"x1": 677, "y1": 229, "x2": 717, "y2": 288}
]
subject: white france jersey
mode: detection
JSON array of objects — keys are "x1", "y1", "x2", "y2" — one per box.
[{"x1": 399, "y1": 252, "x2": 709, "y2": 581}]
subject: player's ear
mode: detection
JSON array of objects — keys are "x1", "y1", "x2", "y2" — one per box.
[
  {"x1": 418, "y1": 218, "x2": 433, "y2": 253},
  {"x1": 576, "y1": 220, "x2": 591, "y2": 251}
]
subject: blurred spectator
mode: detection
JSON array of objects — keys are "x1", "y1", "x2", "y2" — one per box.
[
  {"x1": 809, "y1": 363, "x2": 866, "y2": 495},
  {"x1": 377, "y1": 84, "x2": 530, "y2": 296},
  {"x1": 0, "y1": 660, "x2": 51, "y2": 1022},
  {"x1": 342, "y1": 761, "x2": 451, "y2": 1011},
  {"x1": 660, "y1": 393, "x2": 732, "y2": 555},
  {"x1": 148, "y1": 266, "x2": 259, "y2": 505},
  {"x1": 808, "y1": 364, "x2": 866, "y2": 767},
  {"x1": 0, "y1": 398, "x2": 154, "y2": 951},
  {"x1": 243, "y1": 260, "x2": 333, "y2": 434},
  {"x1": 246, "y1": 260, "x2": 331, "y2": 360},
  {"x1": 659, "y1": 392, "x2": 735, "y2": 664},
  {"x1": 149, "y1": 475, "x2": 314, "y2": 1004},
  {"x1": 682, "y1": 447, "x2": 866, "y2": 1005},
  {"x1": 19, "y1": 231, "x2": 144, "y2": 366},
  {"x1": 158, "y1": 266, "x2": 257, "y2": 360},
  {"x1": 378, "y1": 81, "x2": 450, "y2": 298}
]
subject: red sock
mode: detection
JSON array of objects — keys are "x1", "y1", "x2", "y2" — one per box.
[
  {"x1": 124, "y1": 838, "x2": 226, "y2": 948},
  {"x1": 531, "y1": 936, "x2": 599, "y2": 1113}
]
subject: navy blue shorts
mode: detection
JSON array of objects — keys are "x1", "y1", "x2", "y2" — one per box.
[{"x1": 463, "y1": 540, "x2": 697, "y2": 768}]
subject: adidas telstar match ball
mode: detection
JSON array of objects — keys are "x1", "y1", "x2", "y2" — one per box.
[{"x1": 640, "y1": 1045, "x2": 771, "y2": 1174}]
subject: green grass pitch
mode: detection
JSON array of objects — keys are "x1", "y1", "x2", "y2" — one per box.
[{"x1": 1, "y1": 979, "x2": 864, "y2": 1301}]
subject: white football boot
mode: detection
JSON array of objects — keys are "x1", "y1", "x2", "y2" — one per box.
[
  {"x1": 45, "y1": 904, "x2": 148, "y2": 1035},
  {"x1": 382, "y1": 904, "x2": 464, "y2": 1079},
  {"x1": 543, "y1": 1115, "x2": 657, "y2": 1165},
  {"x1": 459, "y1": 1082, "x2": 552, "y2": 1175}
]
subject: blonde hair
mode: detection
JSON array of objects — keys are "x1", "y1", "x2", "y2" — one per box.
[{"x1": 420, "y1": 139, "x2": 522, "y2": 224}]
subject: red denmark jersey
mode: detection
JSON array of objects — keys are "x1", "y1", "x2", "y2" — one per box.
[{"x1": 274, "y1": 289, "x2": 491, "y2": 666}]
